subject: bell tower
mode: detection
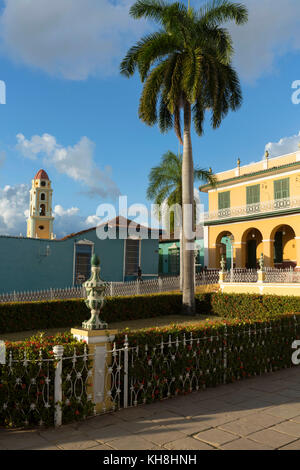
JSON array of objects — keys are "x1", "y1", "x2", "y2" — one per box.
[{"x1": 27, "y1": 169, "x2": 55, "y2": 239}]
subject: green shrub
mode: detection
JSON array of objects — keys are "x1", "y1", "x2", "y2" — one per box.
[
  {"x1": 114, "y1": 313, "x2": 300, "y2": 405},
  {"x1": 0, "y1": 332, "x2": 94, "y2": 428},
  {"x1": 210, "y1": 293, "x2": 300, "y2": 320},
  {"x1": 1, "y1": 291, "x2": 300, "y2": 335}
]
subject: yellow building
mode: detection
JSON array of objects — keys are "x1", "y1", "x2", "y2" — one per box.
[
  {"x1": 27, "y1": 169, "x2": 55, "y2": 240},
  {"x1": 200, "y1": 149, "x2": 300, "y2": 270}
]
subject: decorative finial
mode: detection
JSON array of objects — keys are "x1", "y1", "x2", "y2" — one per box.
[
  {"x1": 265, "y1": 150, "x2": 269, "y2": 159},
  {"x1": 82, "y1": 254, "x2": 108, "y2": 330},
  {"x1": 237, "y1": 158, "x2": 240, "y2": 167},
  {"x1": 91, "y1": 254, "x2": 100, "y2": 266},
  {"x1": 209, "y1": 167, "x2": 212, "y2": 174}
]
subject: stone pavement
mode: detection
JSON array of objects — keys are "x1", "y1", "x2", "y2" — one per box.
[{"x1": 2, "y1": 367, "x2": 300, "y2": 450}]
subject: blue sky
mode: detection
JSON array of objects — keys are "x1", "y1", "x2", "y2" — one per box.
[{"x1": 0, "y1": 0, "x2": 300, "y2": 237}]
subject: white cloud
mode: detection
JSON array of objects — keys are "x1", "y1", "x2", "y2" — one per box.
[
  {"x1": 265, "y1": 131, "x2": 300, "y2": 157},
  {"x1": 0, "y1": 184, "x2": 29, "y2": 235},
  {"x1": 226, "y1": 0, "x2": 300, "y2": 83},
  {"x1": 0, "y1": 0, "x2": 146, "y2": 80},
  {"x1": 1, "y1": 0, "x2": 299, "y2": 82},
  {"x1": 16, "y1": 133, "x2": 120, "y2": 198},
  {"x1": 0, "y1": 183, "x2": 102, "y2": 237}
]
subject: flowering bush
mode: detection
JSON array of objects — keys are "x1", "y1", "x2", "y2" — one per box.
[
  {"x1": 114, "y1": 313, "x2": 300, "y2": 405},
  {"x1": 0, "y1": 332, "x2": 94, "y2": 428}
]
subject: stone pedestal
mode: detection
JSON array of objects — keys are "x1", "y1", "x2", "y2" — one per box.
[
  {"x1": 257, "y1": 270, "x2": 266, "y2": 283},
  {"x1": 71, "y1": 328, "x2": 118, "y2": 414},
  {"x1": 219, "y1": 271, "x2": 226, "y2": 283}
]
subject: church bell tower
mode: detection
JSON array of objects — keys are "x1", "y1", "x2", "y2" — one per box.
[{"x1": 27, "y1": 169, "x2": 55, "y2": 239}]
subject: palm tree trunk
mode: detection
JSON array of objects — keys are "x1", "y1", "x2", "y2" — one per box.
[
  {"x1": 182, "y1": 99, "x2": 195, "y2": 314},
  {"x1": 180, "y1": 227, "x2": 183, "y2": 290}
]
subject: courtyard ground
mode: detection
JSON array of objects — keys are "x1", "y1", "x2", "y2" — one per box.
[{"x1": 1, "y1": 366, "x2": 300, "y2": 450}]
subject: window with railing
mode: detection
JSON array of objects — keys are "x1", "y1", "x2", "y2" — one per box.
[
  {"x1": 218, "y1": 191, "x2": 230, "y2": 218},
  {"x1": 274, "y1": 178, "x2": 290, "y2": 200},
  {"x1": 246, "y1": 184, "x2": 260, "y2": 214}
]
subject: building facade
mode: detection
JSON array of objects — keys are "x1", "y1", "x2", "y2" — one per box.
[
  {"x1": 0, "y1": 168, "x2": 160, "y2": 293},
  {"x1": 0, "y1": 218, "x2": 159, "y2": 294},
  {"x1": 200, "y1": 150, "x2": 300, "y2": 270}
]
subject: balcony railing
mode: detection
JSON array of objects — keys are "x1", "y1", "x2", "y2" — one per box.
[{"x1": 204, "y1": 196, "x2": 300, "y2": 222}]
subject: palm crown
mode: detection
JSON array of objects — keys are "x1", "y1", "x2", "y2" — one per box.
[
  {"x1": 147, "y1": 150, "x2": 216, "y2": 232},
  {"x1": 120, "y1": 0, "x2": 248, "y2": 143},
  {"x1": 147, "y1": 150, "x2": 216, "y2": 207}
]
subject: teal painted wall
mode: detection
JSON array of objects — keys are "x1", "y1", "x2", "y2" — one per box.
[
  {"x1": 158, "y1": 239, "x2": 204, "y2": 275},
  {"x1": 0, "y1": 230, "x2": 159, "y2": 294},
  {"x1": 221, "y1": 236, "x2": 232, "y2": 270}
]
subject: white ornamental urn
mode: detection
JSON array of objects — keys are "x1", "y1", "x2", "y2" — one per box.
[{"x1": 82, "y1": 254, "x2": 108, "y2": 330}]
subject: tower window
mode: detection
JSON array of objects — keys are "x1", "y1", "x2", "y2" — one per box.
[
  {"x1": 41, "y1": 193, "x2": 45, "y2": 200},
  {"x1": 41, "y1": 181, "x2": 46, "y2": 187},
  {"x1": 39, "y1": 225, "x2": 44, "y2": 230},
  {"x1": 40, "y1": 204, "x2": 46, "y2": 216}
]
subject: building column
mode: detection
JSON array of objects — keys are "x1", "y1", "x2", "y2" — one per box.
[
  {"x1": 203, "y1": 226, "x2": 209, "y2": 268},
  {"x1": 234, "y1": 242, "x2": 244, "y2": 268},
  {"x1": 262, "y1": 239, "x2": 274, "y2": 268},
  {"x1": 295, "y1": 237, "x2": 300, "y2": 270}
]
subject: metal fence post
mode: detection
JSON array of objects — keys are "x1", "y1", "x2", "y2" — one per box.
[
  {"x1": 123, "y1": 335, "x2": 129, "y2": 409},
  {"x1": 53, "y1": 345, "x2": 64, "y2": 427}
]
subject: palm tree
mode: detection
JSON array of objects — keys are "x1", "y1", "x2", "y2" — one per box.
[
  {"x1": 147, "y1": 149, "x2": 216, "y2": 287},
  {"x1": 120, "y1": 0, "x2": 248, "y2": 313}
]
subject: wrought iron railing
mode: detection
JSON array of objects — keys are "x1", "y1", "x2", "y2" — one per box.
[
  {"x1": 204, "y1": 196, "x2": 300, "y2": 222},
  {"x1": 0, "y1": 272, "x2": 220, "y2": 303}
]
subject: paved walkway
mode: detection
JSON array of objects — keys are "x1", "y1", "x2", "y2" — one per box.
[{"x1": 2, "y1": 367, "x2": 300, "y2": 450}]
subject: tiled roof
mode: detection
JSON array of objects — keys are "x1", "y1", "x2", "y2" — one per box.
[{"x1": 34, "y1": 169, "x2": 49, "y2": 180}]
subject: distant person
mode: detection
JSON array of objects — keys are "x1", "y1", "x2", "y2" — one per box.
[{"x1": 137, "y1": 266, "x2": 143, "y2": 282}]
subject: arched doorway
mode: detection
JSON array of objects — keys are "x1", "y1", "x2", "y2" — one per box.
[
  {"x1": 215, "y1": 231, "x2": 234, "y2": 270},
  {"x1": 271, "y1": 225, "x2": 296, "y2": 269},
  {"x1": 241, "y1": 228, "x2": 263, "y2": 269}
]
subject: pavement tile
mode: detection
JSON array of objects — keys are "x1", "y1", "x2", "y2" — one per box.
[
  {"x1": 0, "y1": 433, "x2": 51, "y2": 450},
  {"x1": 138, "y1": 426, "x2": 187, "y2": 445},
  {"x1": 81, "y1": 424, "x2": 133, "y2": 443},
  {"x1": 248, "y1": 429, "x2": 297, "y2": 449},
  {"x1": 270, "y1": 420, "x2": 300, "y2": 438},
  {"x1": 280, "y1": 439, "x2": 300, "y2": 450},
  {"x1": 164, "y1": 436, "x2": 215, "y2": 450},
  {"x1": 219, "y1": 411, "x2": 285, "y2": 437},
  {"x1": 194, "y1": 429, "x2": 238, "y2": 447},
  {"x1": 108, "y1": 435, "x2": 158, "y2": 450},
  {"x1": 265, "y1": 403, "x2": 300, "y2": 420},
  {"x1": 220, "y1": 438, "x2": 273, "y2": 450}
]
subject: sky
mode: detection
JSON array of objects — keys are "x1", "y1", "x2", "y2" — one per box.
[{"x1": 0, "y1": 0, "x2": 300, "y2": 237}]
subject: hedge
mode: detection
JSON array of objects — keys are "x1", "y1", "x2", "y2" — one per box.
[
  {"x1": 211, "y1": 293, "x2": 300, "y2": 320},
  {"x1": 0, "y1": 332, "x2": 94, "y2": 428},
  {"x1": 0, "y1": 293, "x2": 183, "y2": 334},
  {"x1": 1, "y1": 291, "x2": 300, "y2": 334}
]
